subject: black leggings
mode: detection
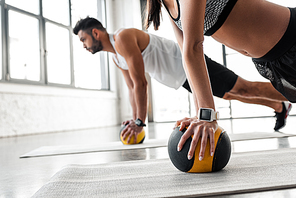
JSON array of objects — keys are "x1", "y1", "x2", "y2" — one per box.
[{"x1": 182, "y1": 55, "x2": 238, "y2": 98}]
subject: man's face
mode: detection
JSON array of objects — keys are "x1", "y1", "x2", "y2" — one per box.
[{"x1": 78, "y1": 30, "x2": 103, "y2": 54}]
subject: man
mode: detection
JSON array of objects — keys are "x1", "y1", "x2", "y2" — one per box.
[{"x1": 73, "y1": 17, "x2": 291, "y2": 143}]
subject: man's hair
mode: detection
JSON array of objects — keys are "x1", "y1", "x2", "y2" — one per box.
[{"x1": 73, "y1": 16, "x2": 106, "y2": 35}]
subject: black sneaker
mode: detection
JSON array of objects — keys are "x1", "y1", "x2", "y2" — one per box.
[{"x1": 274, "y1": 102, "x2": 292, "y2": 131}]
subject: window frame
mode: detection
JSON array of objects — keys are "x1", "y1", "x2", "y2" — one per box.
[
  {"x1": 6, "y1": 5, "x2": 43, "y2": 85},
  {"x1": 1, "y1": 1, "x2": 6, "y2": 82},
  {"x1": 0, "y1": 0, "x2": 109, "y2": 90},
  {"x1": 43, "y1": 16, "x2": 74, "y2": 87}
]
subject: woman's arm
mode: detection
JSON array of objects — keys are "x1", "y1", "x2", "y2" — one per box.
[
  {"x1": 169, "y1": 15, "x2": 201, "y2": 117},
  {"x1": 177, "y1": 0, "x2": 217, "y2": 161}
]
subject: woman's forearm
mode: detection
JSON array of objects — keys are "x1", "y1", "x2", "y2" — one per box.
[{"x1": 183, "y1": 43, "x2": 216, "y2": 113}]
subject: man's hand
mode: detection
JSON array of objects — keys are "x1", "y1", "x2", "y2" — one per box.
[
  {"x1": 175, "y1": 116, "x2": 218, "y2": 161},
  {"x1": 121, "y1": 120, "x2": 144, "y2": 144},
  {"x1": 122, "y1": 119, "x2": 133, "y2": 126}
]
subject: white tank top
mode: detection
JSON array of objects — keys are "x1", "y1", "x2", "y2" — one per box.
[{"x1": 110, "y1": 33, "x2": 186, "y2": 89}]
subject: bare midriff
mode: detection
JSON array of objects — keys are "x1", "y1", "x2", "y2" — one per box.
[{"x1": 212, "y1": 0, "x2": 290, "y2": 58}]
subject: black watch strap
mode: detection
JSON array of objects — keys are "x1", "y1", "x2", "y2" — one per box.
[{"x1": 135, "y1": 118, "x2": 146, "y2": 127}]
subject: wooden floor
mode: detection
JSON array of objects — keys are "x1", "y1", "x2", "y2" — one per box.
[{"x1": 1, "y1": 117, "x2": 296, "y2": 198}]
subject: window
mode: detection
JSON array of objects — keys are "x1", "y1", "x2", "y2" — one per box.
[
  {"x1": 45, "y1": 22, "x2": 71, "y2": 84},
  {"x1": 267, "y1": 0, "x2": 295, "y2": 7},
  {"x1": 6, "y1": 0, "x2": 39, "y2": 15},
  {"x1": 71, "y1": 0, "x2": 97, "y2": 24},
  {"x1": 0, "y1": 6, "x2": 2, "y2": 80},
  {"x1": 42, "y1": 0, "x2": 69, "y2": 25},
  {"x1": 72, "y1": 37, "x2": 102, "y2": 89},
  {"x1": 71, "y1": 0, "x2": 103, "y2": 89},
  {"x1": 8, "y1": 10, "x2": 40, "y2": 81},
  {"x1": 0, "y1": 0, "x2": 109, "y2": 90}
]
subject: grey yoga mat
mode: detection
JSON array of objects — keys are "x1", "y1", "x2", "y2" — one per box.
[
  {"x1": 20, "y1": 132, "x2": 296, "y2": 158},
  {"x1": 32, "y1": 148, "x2": 296, "y2": 198}
]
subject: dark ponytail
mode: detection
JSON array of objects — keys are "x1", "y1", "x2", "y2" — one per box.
[{"x1": 145, "y1": 0, "x2": 162, "y2": 30}]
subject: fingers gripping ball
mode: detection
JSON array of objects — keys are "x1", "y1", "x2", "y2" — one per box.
[
  {"x1": 119, "y1": 125, "x2": 145, "y2": 145},
  {"x1": 168, "y1": 126, "x2": 231, "y2": 173}
]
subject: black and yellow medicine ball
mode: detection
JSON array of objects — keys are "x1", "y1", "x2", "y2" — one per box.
[
  {"x1": 168, "y1": 126, "x2": 231, "y2": 173},
  {"x1": 119, "y1": 125, "x2": 145, "y2": 145}
]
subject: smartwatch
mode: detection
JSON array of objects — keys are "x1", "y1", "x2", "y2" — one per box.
[
  {"x1": 198, "y1": 108, "x2": 219, "y2": 122},
  {"x1": 135, "y1": 118, "x2": 146, "y2": 127}
]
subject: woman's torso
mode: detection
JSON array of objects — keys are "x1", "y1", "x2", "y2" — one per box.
[
  {"x1": 163, "y1": 0, "x2": 290, "y2": 58},
  {"x1": 213, "y1": 0, "x2": 290, "y2": 58}
]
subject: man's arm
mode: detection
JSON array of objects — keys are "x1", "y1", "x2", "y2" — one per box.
[
  {"x1": 115, "y1": 30, "x2": 148, "y2": 123},
  {"x1": 114, "y1": 60, "x2": 137, "y2": 121},
  {"x1": 115, "y1": 29, "x2": 148, "y2": 143}
]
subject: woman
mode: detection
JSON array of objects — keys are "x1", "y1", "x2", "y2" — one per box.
[{"x1": 145, "y1": 0, "x2": 295, "y2": 161}]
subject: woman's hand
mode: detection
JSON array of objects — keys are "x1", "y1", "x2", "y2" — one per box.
[
  {"x1": 175, "y1": 116, "x2": 218, "y2": 161},
  {"x1": 121, "y1": 120, "x2": 143, "y2": 144},
  {"x1": 175, "y1": 117, "x2": 197, "y2": 130}
]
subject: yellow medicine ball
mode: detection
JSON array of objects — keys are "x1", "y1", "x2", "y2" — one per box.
[
  {"x1": 119, "y1": 125, "x2": 146, "y2": 145},
  {"x1": 168, "y1": 126, "x2": 231, "y2": 173}
]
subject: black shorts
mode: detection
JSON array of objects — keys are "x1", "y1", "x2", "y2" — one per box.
[
  {"x1": 252, "y1": 7, "x2": 296, "y2": 102},
  {"x1": 182, "y1": 55, "x2": 238, "y2": 98}
]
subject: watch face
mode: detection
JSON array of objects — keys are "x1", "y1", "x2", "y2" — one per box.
[
  {"x1": 135, "y1": 120, "x2": 141, "y2": 125},
  {"x1": 135, "y1": 118, "x2": 146, "y2": 127},
  {"x1": 200, "y1": 109, "x2": 212, "y2": 120}
]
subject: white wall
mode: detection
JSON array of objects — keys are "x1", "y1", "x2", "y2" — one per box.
[
  {"x1": 0, "y1": 83, "x2": 119, "y2": 137},
  {"x1": 0, "y1": 0, "x2": 143, "y2": 138}
]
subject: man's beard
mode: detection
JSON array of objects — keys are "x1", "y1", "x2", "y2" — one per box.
[{"x1": 90, "y1": 36, "x2": 103, "y2": 54}]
